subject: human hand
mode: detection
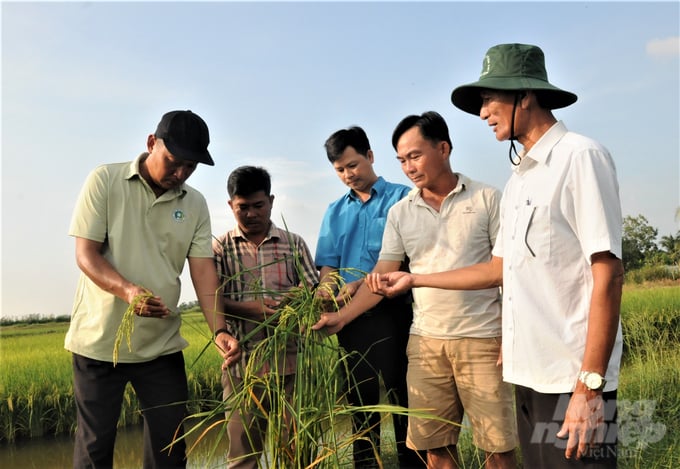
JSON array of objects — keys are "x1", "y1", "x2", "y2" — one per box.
[
  {"x1": 556, "y1": 390, "x2": 606, "y2": 459},
  {"x1": 234, "y1": 299, "x2": 278, "y2": 322},
  {"x1": 127, "y1": 286, "x2": 170, "y2": 318},
  {"x1": 313, "y1": 283, "x2": 342, "y2": 311},
  {"x1": 335, "y1": 279, "x2": 362, "y2": 306},
  {"x1": 311, "y1": 312, "x2": 346, "y2": 336},
  {"x1": 365, "y1": 272, "x2": 414, "y2": 298},
  {"x1": 216, "y1": 333, "x2": 241, "y2": 370},
  {"x1": 314, "y1": 281, "x2": 337, "y2": 303},
  {"x1": 261, "y1": 298, "x2": 279, "y2": 315}
]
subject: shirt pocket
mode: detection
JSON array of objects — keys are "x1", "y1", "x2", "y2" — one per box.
[
  {"x1": 366, "y1": 216, "x2": 387, "y2": 255},
  {"x1": 521, "y1": 205, "x2": 551, "y2": 259}
]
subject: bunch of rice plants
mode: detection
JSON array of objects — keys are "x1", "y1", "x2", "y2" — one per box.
[
  {"x1": 0, "y1": 394, "x2": 18, "y2": 443},
  {"x1": 177, "y1": 228, "x2": 425, "y2": 467},
  {"x1": 184, "y1": 280, "x2": 414, "y2": 468},
  {"x1": 172, "y1": 224, "x2": 453, "y2": 467},
  {"x1": 237, "y1": 283, "x2": 346, "y2": 467},
  {"x1": 113, "y1": 289, "x2": 153, "y2": 366}
]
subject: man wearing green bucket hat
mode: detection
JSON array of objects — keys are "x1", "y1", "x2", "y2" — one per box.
[{"x1": 366, "y1": 44, "x2": 623, "y2": 468}]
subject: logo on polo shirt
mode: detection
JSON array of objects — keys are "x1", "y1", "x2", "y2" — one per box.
[{"x1": 173, "y1": 209, "x2": 186, "y2": 222}]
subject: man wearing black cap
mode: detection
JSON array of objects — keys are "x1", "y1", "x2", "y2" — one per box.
[
  {"x1": 65, "y1": 110, "x2": 240, "y2": 468},
  {"x1": 366, "y1": 44, "x2": 624, "y2": 468}
]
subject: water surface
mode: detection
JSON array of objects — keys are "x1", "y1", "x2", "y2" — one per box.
[{"x1": 0, "y1": 424, "x2": 228, "y2": 469}]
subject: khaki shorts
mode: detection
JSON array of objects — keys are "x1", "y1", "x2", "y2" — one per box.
[{"x1": 405, "y1": 335, "x2": 518, "y2": 453}]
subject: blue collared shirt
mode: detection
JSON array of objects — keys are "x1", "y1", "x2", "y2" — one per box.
[{"x1": 315, "y1": 176, "x2": 410, "y2": 283}]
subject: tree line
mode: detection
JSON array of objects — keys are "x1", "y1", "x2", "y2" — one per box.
[{"x1": 623, "y1": 214, "x2": 680, "y2": 272}]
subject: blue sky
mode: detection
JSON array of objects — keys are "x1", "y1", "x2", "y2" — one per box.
[{"x1": 1, "y1": 1, "x2": 678, "y2": 319}]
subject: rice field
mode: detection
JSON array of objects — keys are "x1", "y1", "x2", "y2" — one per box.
[
  {"x1": 0, "y1": 312, "x2": 225, "y2": 442},
  {"x1": 0, "y1": 283, "x2": 678, "y2": 468},
  {"x1": 616, "y1": 284, "x2": 680, "y2": 468}
]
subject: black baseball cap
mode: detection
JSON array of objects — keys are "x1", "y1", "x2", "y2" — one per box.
[{"x1": 154, "y1": 110, "x2": 214, "y2": 166}]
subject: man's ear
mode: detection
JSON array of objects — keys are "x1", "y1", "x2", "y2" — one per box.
[
  {"x1": 440, "y1": 140, "x2": 452, "y2": 158},
  {"x1": 519, "y1": 91, "x2": 533, "y2": 108},
  {"x1": 269, "y1": 194, "x2": 275, "y2": 207},
  {"x1": 146, "y1": 134, "x2": 156, "y2": 152},
  {"x1": 366, "y1": 149, "x2": 375, "y2": 164}
]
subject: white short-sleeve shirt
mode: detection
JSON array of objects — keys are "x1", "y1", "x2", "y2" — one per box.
[{"x1": 492, "y1": 121, "x2": 623, "y2": 393}]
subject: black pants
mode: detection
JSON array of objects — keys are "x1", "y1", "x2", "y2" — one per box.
[
  {"x1": 515, "y1": 384, "x2": 618, "y2": 469},
  {"x1": 72, "y1": 352, "x2": 188, "y2": 469},
  {"x1": 337, "y1": 294, "x2": 424, "y2": 468}
]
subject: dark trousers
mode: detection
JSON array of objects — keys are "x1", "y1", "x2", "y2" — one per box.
[
  {"x1": 72, "y1": 352, "x2": 189, "y2": 469},
  {"x1": 515, "y1": 384, "x2": 618, "y2": 469},
  {"x1": 337, "y1": 295, "x2": 424, "y2": 468}
]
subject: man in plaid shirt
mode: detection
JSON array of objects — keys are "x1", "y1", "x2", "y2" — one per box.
[{"x1": 213, "y1": 165, "x2": 318, "y2": 469}]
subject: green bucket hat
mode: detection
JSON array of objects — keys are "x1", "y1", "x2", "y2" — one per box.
[{"x1": 451, "y1": 43, "x2": 577, "y2": 115}]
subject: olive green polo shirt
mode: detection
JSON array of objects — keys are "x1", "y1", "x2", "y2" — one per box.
[{"x1": 65, "y1": 153, "x2": 213, "y2": 363}]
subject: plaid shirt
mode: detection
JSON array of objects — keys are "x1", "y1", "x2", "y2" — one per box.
[{"x1": 213, "y1": 223, "x2": 318, "y2": 377}]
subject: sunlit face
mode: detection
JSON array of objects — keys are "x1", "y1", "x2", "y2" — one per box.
[
  {"x1": 395, "y1": 126, "x2": 449, "y2": 190},
  {"x1": 332, "y1": 146, "x2": 377, "y2": 195},
  {"x1": 479, "y1": 90, "x2": 520, "y2": 142},
  {"x1": 228, "y1": 190, "x2": 274, "y2": 239},
  {"x1": 144, "y1": 136, "x2": 198, "y2": 191}
]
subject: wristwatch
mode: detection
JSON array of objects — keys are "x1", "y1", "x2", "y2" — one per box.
[{"x1": 578, "y1": 371, "x2": 606, "y2": 391}]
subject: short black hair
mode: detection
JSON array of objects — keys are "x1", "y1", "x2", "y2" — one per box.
[
  {"x1": 227, "y1": 166, "x2": 271, "y2": 198},
  {"x1": 391, "y1": 111, "x2": 452, "y2": 153},
  {"x1": 324, "y1": 126, "x2": 371, "y2": 163}
]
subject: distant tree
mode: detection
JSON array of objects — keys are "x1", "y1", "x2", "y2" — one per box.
[
  {"x1": 622, "y1": 215, "x2": 659, "y2": 270},
  {"x1": 659, "y1": 231, "x2": 680, "y2": 265},
  {"x1": 178, "y1": 300, "x2": 200, "y2": 312}
]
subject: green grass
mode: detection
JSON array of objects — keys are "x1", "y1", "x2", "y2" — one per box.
[
  {"x1": 0, "y1": 313, "x2": 225, "y2": 442},
  {"x1": 617, "y1": 284, "x2": 680, "y2": 468},
  {"x1": 0, "y1": 322, "x2": 74, "y2": 439},
  {"x1": 0, "y1": 283, "x2": 678, "y2": 468}
]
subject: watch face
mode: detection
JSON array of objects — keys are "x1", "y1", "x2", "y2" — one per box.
[{"x1": 586, "y1": 373, "x2": 603, "y2": 389}]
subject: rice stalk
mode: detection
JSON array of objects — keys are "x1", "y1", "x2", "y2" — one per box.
[{"x1": 113, "y1": 289, "x2": 153, "y2": 366}]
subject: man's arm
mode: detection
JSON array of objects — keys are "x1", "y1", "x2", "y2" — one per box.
[
  {"x1": 222, "y1": 297, "x2": 278, "y2": 322},
  {"x1": 188, "y1": 256, "x2": 240, "y2": 366},
  {"x1": 557, "y1": 251, "x2": 624, "y2": 459},
  {"x1": 366, "y1": 255, "x2": 503, "y2": 297},
  {"x1": 581, "y1": 252, "x2": 624, "y2": 378},
  {"x1": 317, "y1": 266, "x2": 338, "y2": 295},
  {"x1": 312, "y1": 260, "x2": 402, "y2": 335},
  {"x1": 317, "y1": 265, "x2": 363, "y2": 306},
  {"x1": 74, "y1": 237, "x2": 169, "y2": 317}
]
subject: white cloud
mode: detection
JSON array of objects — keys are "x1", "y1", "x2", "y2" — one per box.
[{"x1": 646, "y1": 36, "x2": 680, "y2": 58}]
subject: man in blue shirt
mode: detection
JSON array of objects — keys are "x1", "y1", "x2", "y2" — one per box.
[{"x1": 316, "y1": 126, "x2": 422, "y2": 467}]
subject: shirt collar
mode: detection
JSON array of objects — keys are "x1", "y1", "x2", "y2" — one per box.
[
  {"x1": 407, "y1": 172, "x2": 467, "y2": 202},
  {"x1": 347, "y1": 176, "x2": 385, "y2": 202},
  {"x1": 128, "y1": 152, "x2": 187, "y2": 198},
  {"x1": 125, "y1": 153, "x2": 145, "y2": 180},
  {"x1": 232, "y1": 221, "x2": 280, "y2": 242},
  {"x1": 516, "y1": 121, "x2": 568, "y2": 172},
  {"x1": 452, "y1": 173, "x2": 468, "y2": 195}
]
